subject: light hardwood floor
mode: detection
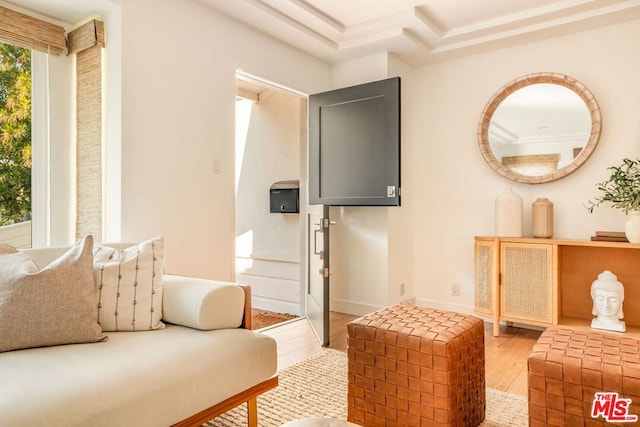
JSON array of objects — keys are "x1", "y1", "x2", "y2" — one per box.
[{"x1": 261, "y1": 312, "x2": 541, "y2": 397}]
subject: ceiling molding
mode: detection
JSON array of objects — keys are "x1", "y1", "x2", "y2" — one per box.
[
  {"x1": 199, "y1": 0, "x2": 640, "y2": 65},
  {"x1": 10, "y1": 0, "x2": 640, "y2": 66},
  {"x1": 244, "y1": 0, "x2": 338, "y2": 48},
  {"x1": 289, "y1": 0, "x2": 344, "y2": 32},
  {"x1": 413, "y1": 7, "x2": 444, "y2": 42}
]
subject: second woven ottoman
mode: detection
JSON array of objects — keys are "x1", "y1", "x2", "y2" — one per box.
[
  {"x1": 528, "y1": 328, "x2": 640, "y2": 426},
  {"x1": 347, "y1": 305, "x2": 485, "y2": 427}
]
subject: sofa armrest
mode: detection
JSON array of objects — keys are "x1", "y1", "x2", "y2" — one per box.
[
  {"x1": 162, "y1": 275, "x2": 248, "y2": 330},
  {"x1": 239, "y1": 285, "x2": 252, "y2": 330}
]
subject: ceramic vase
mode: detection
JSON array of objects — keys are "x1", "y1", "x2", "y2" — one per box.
[
  {"x1": 625, "y1": 211, "x2": 640, "y2": 244},
  {"x1": 532, "y1": 198, "x2": 554, "y2": 238},
  {"x1": 495, "y1": 188, "x2": 523, "y2": 237}
]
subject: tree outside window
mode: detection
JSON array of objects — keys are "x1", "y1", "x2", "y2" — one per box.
[{"x1": 0, "y1": 43, "x2": 31, "y2": 226}]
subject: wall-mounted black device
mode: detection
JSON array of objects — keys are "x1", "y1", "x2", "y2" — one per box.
[{"x1": 270, "y1": 180, "x2": 299, "y2": 213}]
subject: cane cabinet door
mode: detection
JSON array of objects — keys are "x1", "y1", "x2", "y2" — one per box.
[
  {"x1": 474, "y1": 238, "x2": 495, "y2": 316},
  {"x1": 500, "y1": 242, "x2": 555, "y2": 326}
]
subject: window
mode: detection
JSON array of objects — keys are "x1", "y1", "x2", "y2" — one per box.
[
  {"x1": 0, "y1": 42, "x2": 32, "y2": 247},
  {"x1": 0, "y1": 6, "x2": 107, "y2": 246},
  {"x1": 0, "y1": 4, "x2": 65, "y2": 248}
]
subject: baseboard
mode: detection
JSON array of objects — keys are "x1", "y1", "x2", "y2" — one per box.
[
  {"x1": 414, "y1": 299, "x2": 546, "y2": 332},
  {"x1": 414, "y1": 298, "x2": 476, "y2": 316},
  {"x1": 330, "y1": 298, "x2": 385, "y2": 317},
  {"x1": 330, "y1": 298, "x2": 478, "y2": 318}
]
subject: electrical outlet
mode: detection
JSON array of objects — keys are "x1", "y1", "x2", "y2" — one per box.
[
  {"x1": 400, "y1": 283, "x2": 405, "y2": 296},
  {"x1": 452, "y1": 283, "x2": 460, "y2": 296},
  {"x1": 212, "y1": 158, "x2": 221, "y2": 175},
  {"x1": 401, "y1": 296, "x2": 416, "y2": 306}
]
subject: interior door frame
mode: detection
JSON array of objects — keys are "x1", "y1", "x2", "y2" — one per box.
[{"x1": 233, "y1": 70, "x2": 309, "y2": 319}]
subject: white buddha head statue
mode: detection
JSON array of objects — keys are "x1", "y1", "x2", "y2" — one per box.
[{"x1": 590, "y1": 270, "x2": 624, "y2": 322}]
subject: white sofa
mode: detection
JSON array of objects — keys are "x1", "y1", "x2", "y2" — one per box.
[{"x1": 0, "y1": 243, "x2": 278, "y2": 427}]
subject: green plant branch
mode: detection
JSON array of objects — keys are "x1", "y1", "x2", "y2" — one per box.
[{"x1": 587, "y1": 158, "x2": 640, "y2": 214}]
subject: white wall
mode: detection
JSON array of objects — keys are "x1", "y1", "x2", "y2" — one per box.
[
  {"x1": 235, "y1": 92, "x2": 303, "y2": 315},
  {"x1": 102, "y1": 2, "x2": 123, "y2": 242},
  {"x1": 329, "y1": 205, "x2": 389, "y2": 315},
  {"x1": 324, "y1": 19, "x2": 640, "y2": 318},
  {"x1": 401, "y1": 19, "x2": 640, "y2": 314},
  {"x1": 110, "y1": 1, "x2": 640, "y2": 317},
  {"x1": 236, "y1": 93, "x2": 301, "y2": 262},
  {"x1": 117, "y1": 0, "x2": 331, "y2": 279}
]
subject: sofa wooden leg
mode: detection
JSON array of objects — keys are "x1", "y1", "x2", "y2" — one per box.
[
  {"x1": 170, "y1": 377, "x2": 277, "y2": 427},
  {"x1": 247, "y1": 397, "x2": 258, "y2": 427}
]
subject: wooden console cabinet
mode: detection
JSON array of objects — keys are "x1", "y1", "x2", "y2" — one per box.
[{"x1": 474, "y1": 236, "x2": 640, "y2": 337}]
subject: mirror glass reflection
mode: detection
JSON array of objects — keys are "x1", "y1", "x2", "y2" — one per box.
[{"x1": 489, "y1": 83, "x2": 591, "y2": 177}]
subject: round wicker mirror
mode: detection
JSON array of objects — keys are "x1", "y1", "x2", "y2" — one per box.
[{"x1": 478, "y1": 72, "x2": 602, "y2": 184}]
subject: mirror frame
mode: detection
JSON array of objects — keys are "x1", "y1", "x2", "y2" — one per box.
[{"x1": 478, "y1": 72, "x2": 602, "y2": 184}]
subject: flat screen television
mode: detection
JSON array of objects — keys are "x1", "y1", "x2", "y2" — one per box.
[{"x1": 308, "y1": 77, "x2": 401, "y2": 206}]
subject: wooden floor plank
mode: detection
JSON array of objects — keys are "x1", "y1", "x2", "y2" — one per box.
[{"x1": 262, "y1": 311, "x2": 541, "y2": 397}]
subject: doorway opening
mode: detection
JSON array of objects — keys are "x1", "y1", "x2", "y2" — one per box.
[{"x1": 234, "y1": 72, "x2": 307, "y2": 329}]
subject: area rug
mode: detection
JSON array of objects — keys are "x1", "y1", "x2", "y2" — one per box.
[
  {"x1": 252, "y1": 309, "x2": 298, "y2": 330},
  {"x1": 203, "y1": 349, "x2": 528, "y2": 426}
]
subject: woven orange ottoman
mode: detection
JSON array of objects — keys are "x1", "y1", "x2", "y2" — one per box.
[
  {"x1": 528, "y1": 328, "x2": 640, "y2": 426},
  {"x1": 347, "y1": 305, "x2": 485, "y2": 427}
]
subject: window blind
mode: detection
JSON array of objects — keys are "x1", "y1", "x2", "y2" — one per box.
[
  {"x1": 68, "y1": 20, "x2": 105, "y2": 241},
  {"x1": 0, "y1": 6, "x2": 66, "y2": 55},
  {"x1": 67, "y1": 19, "x2": 105, "y2": 54}
]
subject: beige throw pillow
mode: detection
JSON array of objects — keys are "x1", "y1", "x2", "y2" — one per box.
[
  {"x1": 93, "y1": 236, "x2": 165, "y2": 331},
  {"x1": 0, "y1": 243, "x2": 19, "y2": 255},
  {"x1": 0, "y1": 235, "x2": 106, "y2": 353}
]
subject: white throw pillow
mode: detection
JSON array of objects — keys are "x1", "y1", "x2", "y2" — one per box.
[
  {"x1": 0, "y1": 235, "x2": 106, "y2": 352},
  {"x1": 93, "y1": 236, "x2": 165, "y2": 331}
]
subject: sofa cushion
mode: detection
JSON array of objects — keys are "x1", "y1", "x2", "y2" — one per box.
[
  {"x1": 162, "y1": 275, "x2": 246, "y2": 330},
  {"x1": 0, "y1": 235, "x2": 106, "y2": 353},
  {"x1": 93, "y1": 236, "x2": 165, "y2": 331},
  {"x1": 0, "y1": 325, "x2": 278, "y2": 427}
]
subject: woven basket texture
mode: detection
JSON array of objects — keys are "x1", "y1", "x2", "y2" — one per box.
[
  {"x1": 347, "y1": 305, "x2": 485, "y2": 427},
  {"x1": 528, "y1": 328, "x2": 640, "y2": 426}
]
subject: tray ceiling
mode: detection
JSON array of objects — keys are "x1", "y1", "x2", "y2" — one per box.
[
  {"x1": 6, "y1": 0, "x2": 640, "y2": 65},
  {"x1": 198, "y1": 0, "x2": 640, "y2": 64}
]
